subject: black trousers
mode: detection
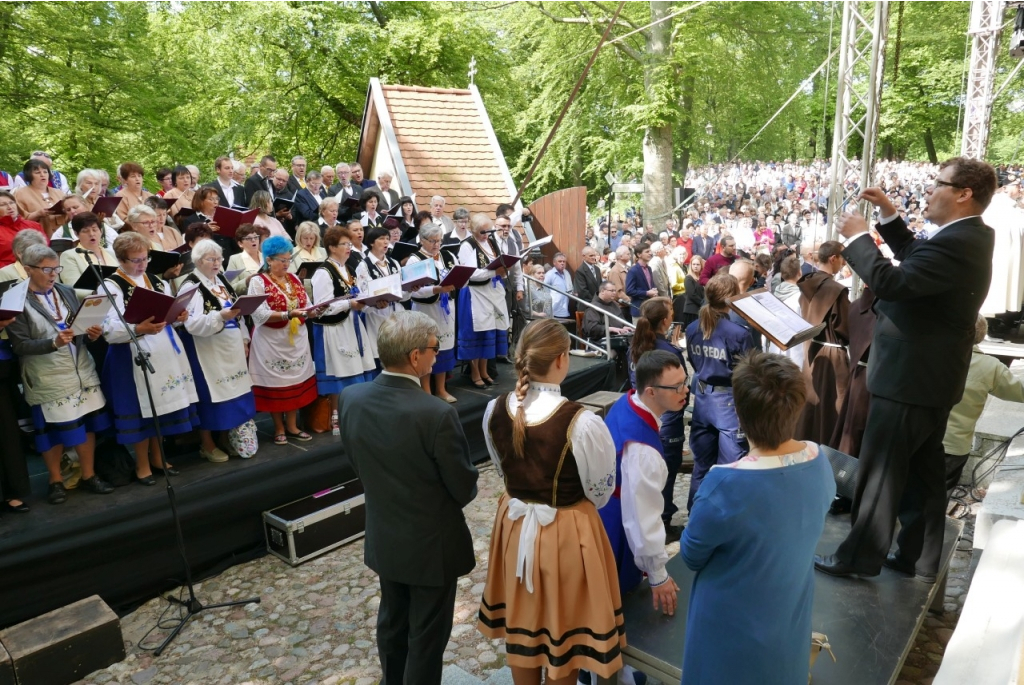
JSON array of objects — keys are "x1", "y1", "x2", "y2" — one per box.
[
  {"x1": 0, "y1": 362, "x2": 30, "y2": 501},
  {"x1": 377, "y1": 577, "x2": 458, "y2": 685},
  {"x1": 835, "y1": 395, "x2": 950, "y2": 575}
]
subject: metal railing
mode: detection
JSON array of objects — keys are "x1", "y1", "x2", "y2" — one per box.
[{"x1": 522, "y1": 273, "x2": 633, "y2": 359}]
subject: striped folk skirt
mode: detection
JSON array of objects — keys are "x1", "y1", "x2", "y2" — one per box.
[{"x1": 478, "y1": 493, "x2": 625, "y2": 678}]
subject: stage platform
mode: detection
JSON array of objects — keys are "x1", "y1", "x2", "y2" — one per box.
[
  {"x1": 619, "y1": 515, "x2": 963, "y2": 684},
  {"x1": 0, "y1": 356, "x2": 614, "y2": 630}
]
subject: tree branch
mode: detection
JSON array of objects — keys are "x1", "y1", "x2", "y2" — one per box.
[
  {"x1": 367, "y1": 1, "x2": 387, "y2": 28},
  {"x1": 529, "y1": 1, "x2": 642, "y2": 63}
]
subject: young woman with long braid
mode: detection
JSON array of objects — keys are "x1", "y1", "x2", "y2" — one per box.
[
  {"x1": 478, "y1": 318, "x2": 623, "y2": 684},
  {"x1": 627, "y1": 296, "x2": 688, "y2": 539},
  {"x1": 683, "y1": 272, "x2": 757, "y2": 509}
]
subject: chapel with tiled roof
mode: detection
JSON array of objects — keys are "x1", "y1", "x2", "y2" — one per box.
[{"x1": 356, "y1": 79, "x2": 519, "y2": 215}]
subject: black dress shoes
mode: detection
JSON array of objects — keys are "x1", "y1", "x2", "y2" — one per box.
[
  {"x1": 135, "y1": 473, "x2": 157, "y2": 486},
  {"x1": 1, "y1": 500, "x2": 30, "y2": 513},
  {"x1": 663, "y1": 523, "x2": 685, "y2": 544},
  {"x1": 883, "y1": 553, "x2": 937, "y2": 583},
  {"x1": 80, "y1": 476, "x2": 114, "y2": 495},
  {"x1": 151, "y1": 465, "x2": 180, "y2": 476},
  {"x1": 813, "y1": 554, "x2": 879, "y2": 578},
  {"x1": 47, "y1": 482, "x2": 68, "y2": 505}
]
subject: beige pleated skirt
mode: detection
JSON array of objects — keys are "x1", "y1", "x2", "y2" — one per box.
[{"x1": 478, "y1": 493, "x2": 626, "y2": 678}]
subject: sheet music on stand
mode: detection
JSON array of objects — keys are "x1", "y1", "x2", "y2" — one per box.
[{"x1": 727, "y1": 288, "x2": 825, "y2": 350}]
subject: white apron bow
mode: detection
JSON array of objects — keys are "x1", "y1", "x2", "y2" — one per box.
[{"x1": 506, "y1": 498, "x2": 557, "y2": 593}]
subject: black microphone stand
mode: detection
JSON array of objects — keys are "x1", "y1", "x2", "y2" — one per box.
[{"x1": 80, "y1": 250, "x2": 259, "y2": 655}]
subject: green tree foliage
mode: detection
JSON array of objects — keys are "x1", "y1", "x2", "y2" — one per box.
[{"x1": 4, "y1": 0, "x2": 1023, "y2": 204}]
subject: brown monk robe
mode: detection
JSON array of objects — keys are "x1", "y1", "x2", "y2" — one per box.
[
  {"x1": 830, "y1": 287, "x2": 877, "y2": 457},
  {"x1": 795, "y1": 241, "x2": 851, "y2": 445}
]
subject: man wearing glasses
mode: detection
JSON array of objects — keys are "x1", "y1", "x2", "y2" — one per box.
[
  {"x1": 337, "y1": 310, "x2": 478, "y2": 684},
  {"x1": 816, "y1": 157, "x2": 997, "y2": 584},
  {"x1": 601, "y1": 350, "x2": 688, "y2": 632}
]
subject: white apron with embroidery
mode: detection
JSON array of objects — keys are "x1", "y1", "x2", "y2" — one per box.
[
  {"x1": 246, "y1": 274, "x2": 315, "y2": 388},
  {"x1": 184, "y1": 274, "x2": 252, "y2": 404},
  {"x1": 457, "y1": 240, "x2": 509, "y2": 332},
  {"x1": 406, "y1": 253, "x2": 456, "y2": 352},
  {"x1": 103, "y1": 276, "x2": 198, "y2": 419},
  {"x1": 311, "y1": 262, "x2": 377, "y2": 378}
]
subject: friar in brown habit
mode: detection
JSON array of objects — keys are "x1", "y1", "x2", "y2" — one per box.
[
  {"x1": 795, "y1": 240, "x2": 851, "y2": 445},
  {"x1": 830, "y1": 287, "x2": 877, "y2": 458}
]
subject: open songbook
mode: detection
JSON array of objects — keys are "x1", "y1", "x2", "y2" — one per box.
[{"x1": 726, "y1": 288, "x2": 825, "y2": 351}]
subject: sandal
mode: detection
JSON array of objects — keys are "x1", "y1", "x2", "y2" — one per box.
[
  {"x1": 274, "y1": 434, "x2": 288, "y2": 445},
  {"x1": 471, "y1": 379, "x2": 487, "y2": 389},
  {"x1": 286, "y1": 430, "x2": 313, "y2": 442},
  {"x1": 481, "y1": 377, "x2": 495, "y2": 386}
]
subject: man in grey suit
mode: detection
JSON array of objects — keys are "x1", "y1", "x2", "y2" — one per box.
[{"x1": 337, "y1": 311, "x2": 479, "y2": 684}]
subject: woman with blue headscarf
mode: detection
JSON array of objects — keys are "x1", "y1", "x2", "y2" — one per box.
[{"x1": 247, "y1": 235, "x2": 324, "y2": 445}]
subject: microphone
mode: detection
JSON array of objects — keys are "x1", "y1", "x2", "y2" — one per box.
[{"x1": 75, "y1": 247, "x2": 94, "y2": 263}]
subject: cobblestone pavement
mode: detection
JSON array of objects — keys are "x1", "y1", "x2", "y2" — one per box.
[{"x1": 78, "y1": 464, "x2": 976, "y2": 685}]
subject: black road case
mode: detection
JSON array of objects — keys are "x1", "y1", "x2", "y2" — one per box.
[{"x1": 263, "y1": 480, "x2": 366, "y2": 566}]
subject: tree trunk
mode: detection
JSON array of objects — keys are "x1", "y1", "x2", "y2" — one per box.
[
  {"x1": 923, "y1": 128, "x2": 938, "y2": 164},
  {"x1": 642, "y1": 0, "x2": 673, "y2": 222},
  {"x1": 673, "y1": 71, "x2": 695, "y2": 190}
]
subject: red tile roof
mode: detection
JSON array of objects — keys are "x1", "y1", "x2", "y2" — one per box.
[{"x1": 378, "y1": 84, "x2": 513, "y2": 215}]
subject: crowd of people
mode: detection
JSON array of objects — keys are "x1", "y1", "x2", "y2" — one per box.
[
  {"x1": 0, "y1": 151, "x2": 539, "y2": 513},
  {"x1": 2, "y1": 147, "x2": 1020, "y2": 685}
]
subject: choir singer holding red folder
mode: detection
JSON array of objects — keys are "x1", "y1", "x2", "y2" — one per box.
[{"x1": 101, "y1": 232, "x2": 199, "y2": 486}]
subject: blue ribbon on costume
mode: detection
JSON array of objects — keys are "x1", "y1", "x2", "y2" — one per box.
[
  {"x1": 491, "y1": 275, "x2": 502, "y2": 288},
  {"x1": 439, "y1": 292, "x2": 451, "y2": 319},
  {"x1": 354, "y1": 311, "x2": 365, "y2": 356},
  {"x1": 166, "y1": 326, "x2": 181, "y2": 354},
  {"x1": 222, "y1": 299, "x2": 239, "y2": 329}
]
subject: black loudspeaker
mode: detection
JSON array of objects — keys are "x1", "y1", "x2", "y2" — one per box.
[
  {"x1": 819, "y1": 445, "x2": 859, "y2": 500},
  {"x1": 674, "y1": 187, "x2": 696, "y2": 206}
]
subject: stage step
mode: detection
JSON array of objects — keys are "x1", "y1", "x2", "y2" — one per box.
[
  {"x1": 0, "y1": 595, "x2": 124, "y2": 685},
  {"x1": 442, "y1": 665, "x2": 486, "y2": 685}
]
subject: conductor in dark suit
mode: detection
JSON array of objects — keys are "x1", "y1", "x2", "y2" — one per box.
[
  {"x1": 815, "y1": 157, "x2": 997, "y2": 582},
  {"x1": 337, "y1": 310, "x2": 479, "y2": 684}
]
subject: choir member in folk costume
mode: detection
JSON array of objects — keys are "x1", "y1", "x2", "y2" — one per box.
[
  {"x1": 6, "y1": 244, "x2": 115, "y2": 505},
  {"x1": 344, "y1": 219, "x2": 367, "y2": 273},
  {"x1": 180, "y1": 239, "x2": 257, "y2": 463},
  {"x1": 101, "y1": 231, "x2": 199, "y2": 486},
  {"x1": 359, "y1": 190, "x2": 384, "y2": 228},
  {"x1": 478, "y1": 319, "x2": 624, "y2": 682},
  {"x1": 396, "y1": 196, "x2": 418, "y2": 243},
  {"x1": 247, "y1": 236, "x2": 324, "y2": 445},
  {"x1": 457, "y1": 213, "x2": 510, "y2": 388},
  {"x1": 311, "y1": 227, "x2": 376, "y2": 433},
  {"x1": 405, "y1": 221, "x2": 458, "y2": 402},
  {"x1": 355, "y1": 226, "x2": 411, "y2": 370}
]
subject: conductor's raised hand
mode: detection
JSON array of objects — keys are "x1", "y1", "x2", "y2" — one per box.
[
  {"x1": 859, "y1": 187, "x2": 897, "y2": 217},
  {"x1": 837, "y1": 212, "x2": 868, "y2": 240},
  {"x1": 651, "y1": 577, "x2": 680, "y2": 616}
]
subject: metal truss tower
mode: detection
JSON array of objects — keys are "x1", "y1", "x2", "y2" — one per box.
[
  {"x1": 960, "y1": 0, "x2": 1005, "y2": 159},
  {"x1": 826, "y1": 1, "x2": 890, "y2": 240}
]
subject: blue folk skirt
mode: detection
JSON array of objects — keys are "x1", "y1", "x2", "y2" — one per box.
[
  {"x1": 456, "y1": 288, "x2": 508, "y2": 361},
  {"x1": 32, "y1": 406, "x2": 112, "y2": 453},
  {"x1": 102, "y1": 344, "x2": 200, "y2": 444},
  {"x1": 180, "y1": 332, "x2": 256, "y2": 432},
  {"x1": 313, "y1": 325, "x2": 375, "y2": 395}
]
